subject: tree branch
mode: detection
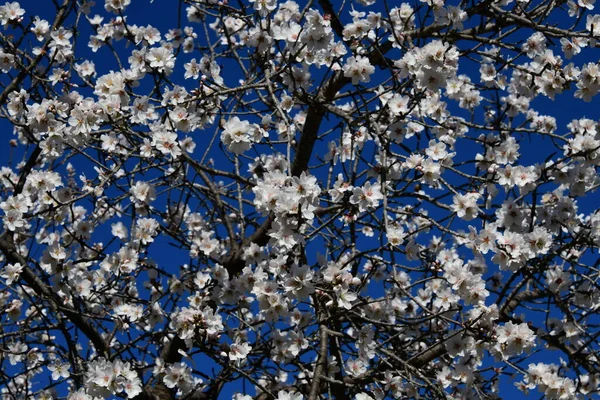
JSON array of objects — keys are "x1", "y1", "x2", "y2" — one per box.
[{"x1": 0, "y1": 236, "x2": 109, "y2": 357}]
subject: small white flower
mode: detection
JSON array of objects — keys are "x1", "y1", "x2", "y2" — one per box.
[
  {"x1": 1, "y1": 262, "x2": 23, "y2": 286},
  {"x1": 229, "y1": 340, "x2": 252, "y2": 361},
  {"x1": 344, "y1": 56, "x2": 375, "y2": 85},
  {"x1": 48, "y1": 360, "x2": 71, "y2": 381}
]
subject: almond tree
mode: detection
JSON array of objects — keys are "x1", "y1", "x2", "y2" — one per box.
[{"x1": 0, "y1": 0, "x2": 599, "y2": 399}]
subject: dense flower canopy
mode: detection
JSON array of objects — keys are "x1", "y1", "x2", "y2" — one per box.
[{"x1": 0, "y1": 0, "x2": 600, "y2": 399}]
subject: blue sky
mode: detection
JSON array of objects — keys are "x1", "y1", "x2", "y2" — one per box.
[{"x1": 1, "y1": 0, "x2": 600, "y2": 398}]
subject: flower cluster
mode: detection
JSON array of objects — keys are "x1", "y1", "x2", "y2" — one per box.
[
  {"x1": 253, "y1": 169, "x2": 321, "y2": 250},
  {"x1": 493, "y1": 322, "x2": 537, "y2": 359},
  {"x1": 0, "y1": 0, "x2": 599, "y2": 399},
  {"x1": 83, "y1": 358, "x2": 142, "y2": 399},
  {"x1": 221, "y1": 116, "x2": 266, "y2": 154},
  {"x1": 396, "y1": 40, "x2": 460, "y2": 90},
  {"x1": 517, "y1": 362, "x2": 588, "y2": 399},
  {"x1": 170, "y1": 305, "x2": 223, "y2": 343}
]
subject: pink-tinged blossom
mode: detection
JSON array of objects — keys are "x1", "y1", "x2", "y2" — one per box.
[
  {"x1": 229, "y1": 340, "x2": 252, "y2": 361},
  {"x1": 0, "y1": 262, "x2": 22, "y2": 285},
  {"x1": 129, "y1": 181, "x2": 156, "y2": 206},
  {"x1": 48, "y1": 360, "x2": 70, "y2": 381},
  {"x1": 105, "y1": 0, "x2": 131, "y2": 14},
  {"x1": 277, "y1": 390, "x2": 303, "y2": 400},
  {"x1": 350, "y1": 181, "x2": 383, "y2": 212},
  {"x1": 221, "y1": 116, "x2": 259, "y2": 154},
  {"x1": 344, "y1": 56, "x2": 375, "y2": 85},
  {"x1": 452, "y1": 192, "x2": 481, "y2": 221},
  {"x1": 0, "y1": 2, "x2": 25, "y2": 26},
  {"x1": 163, "y1": 362, "x2": 195, "y2": 394},
  {"x1": 494, "y1": 322, "x2": 536, "y2": 359}
]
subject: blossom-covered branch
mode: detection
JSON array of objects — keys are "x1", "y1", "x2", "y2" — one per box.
[{"x1": 0, "y1": 0, "x2": 600, "y2": 399}]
